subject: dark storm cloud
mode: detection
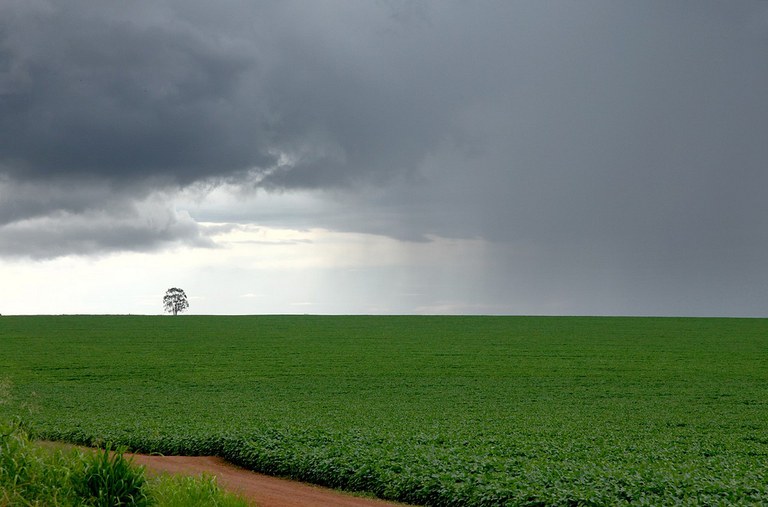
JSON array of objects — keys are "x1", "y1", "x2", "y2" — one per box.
[
  {"x1": 0, "y1": 0, "x2": 275, "y2": 186},
  {"x1": 0, "y1": 0, "x2": 464, "y2": 243},
  {"x1": 3, "y1": 1, "x2": 767, "y2": 198},
  {"x1": 0, "y1": 0, "x2": 460, "y2": 253},
  {"x1": 0, "y1": 0, "x2": 460, "y2": 193}
]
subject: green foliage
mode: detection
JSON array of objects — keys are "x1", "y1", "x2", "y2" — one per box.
[
  {"x1": 75, "y1": 445, "x2": 148, "y2": 506},
  {"x1": 163, "y1": 288, "x2": 189, "y2": 316},
  {"x1": 0, "y1": 419, "x2": 250, "y2": 506},
  {"x1": 1, "y1": 418, "x2": 80, "y2": 506},
  {"x1": 146, "y1": 474, "x2": 251, "y2": 507},
  {"x1": 2, "y1": 315, "x2": 768, "y2": 505}
]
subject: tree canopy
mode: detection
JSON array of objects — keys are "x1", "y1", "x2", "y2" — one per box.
[{"x1": 163, "y1": 287, "x2": 189, "y2": 316}]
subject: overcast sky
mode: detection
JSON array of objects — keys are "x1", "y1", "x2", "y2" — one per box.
[{"x1": 1, "y1": 1, "x2": 767, "y2": 316}]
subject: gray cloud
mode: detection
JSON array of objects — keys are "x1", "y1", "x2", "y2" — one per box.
[
  {"x1": 0, "y1": 197, "x2": 212, "y2": 259},
  {"x1": 0, "y1": 0, "x2": 460, "y2": 191},
  {"x1": 0, "y1": 0, "x2": 466, "y2": 250},
  {"x1": 0, "y1": 1, "x2": 276, "y2": 186}
]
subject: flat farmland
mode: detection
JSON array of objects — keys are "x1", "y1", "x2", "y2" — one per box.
[{"x1": 1, "y1": 315, "x2": 767, "y2": 505}]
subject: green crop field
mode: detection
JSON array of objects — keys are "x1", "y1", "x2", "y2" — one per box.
[{"x1": 1, "y1": 315, "x2": 767, "y2": 505}]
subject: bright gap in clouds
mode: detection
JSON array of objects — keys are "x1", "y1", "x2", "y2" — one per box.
[{"x1": 0, "y1": 224, "x2": 501, "y2": 315}]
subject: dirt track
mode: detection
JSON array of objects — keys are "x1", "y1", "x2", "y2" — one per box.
[{"x1": 126, "y1": 453, "x2": 413, "y2": 507}]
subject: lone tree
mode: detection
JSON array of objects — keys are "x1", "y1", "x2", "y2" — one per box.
[{"x1": 163, "y1": 287, "x2": 189, "y2": 316}]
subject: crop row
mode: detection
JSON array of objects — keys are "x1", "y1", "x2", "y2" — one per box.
[{"x1": 36, "y1": 423, "x2": 768, "y2": 506}]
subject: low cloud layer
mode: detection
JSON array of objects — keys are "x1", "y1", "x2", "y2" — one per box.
[{"x1": 0, "y1": 194, "x2": 211, "y2": 258}]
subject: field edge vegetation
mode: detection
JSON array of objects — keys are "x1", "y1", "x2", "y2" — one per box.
[{"x1": 0, "y1": 418, "x2": 251, "y2": 507}]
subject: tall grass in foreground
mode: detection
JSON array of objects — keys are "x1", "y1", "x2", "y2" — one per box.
[
  {"x1": 75, "y1": 444, "x2": 149, "y2": 507},
  {"x1": 0, "y1": 419, "x2": 251, "y2": 506}
]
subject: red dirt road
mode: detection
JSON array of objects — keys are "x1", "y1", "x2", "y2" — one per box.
[{"x1": 127, "y1": 453, "x2": 413, "y2": 507}]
